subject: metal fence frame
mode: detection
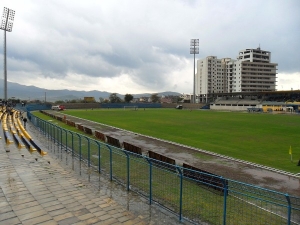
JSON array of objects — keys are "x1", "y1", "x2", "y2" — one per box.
[{"x1": 29, "y1": 112, "x2": 299, "y2": 225}]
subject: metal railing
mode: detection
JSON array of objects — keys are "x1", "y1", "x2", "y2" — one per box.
[{"x1": 29, "y1": 112, "x2": 300, "y2": 225}]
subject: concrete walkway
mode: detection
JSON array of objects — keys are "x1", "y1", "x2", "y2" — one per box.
[
  {"x1": 0, "y1": 120, "x2": 185, "y2": 224},
  {"x1": 0, "y1": 137, "x2": 147, "y2": 224}
]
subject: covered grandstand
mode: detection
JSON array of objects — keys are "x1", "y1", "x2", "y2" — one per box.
[{"x1": 209, "y1": 90, "x2": 300, "y2": 112}]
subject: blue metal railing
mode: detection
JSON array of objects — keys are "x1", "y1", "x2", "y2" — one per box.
[{"x1": 29, "y1": 112, "x2": 299, "y2": 225}]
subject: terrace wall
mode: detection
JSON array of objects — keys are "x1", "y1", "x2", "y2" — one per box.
[
  {"x1": 62, "y1": 103, "x2": 100, "y2": 109},
  {"x1": 161, "y1": 103, "x2": 205, "y2": 109}
]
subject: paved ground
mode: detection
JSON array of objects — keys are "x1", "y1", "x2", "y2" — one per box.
[{"x1": 0, "y1": 118, "x2": 187, "y2": 224}]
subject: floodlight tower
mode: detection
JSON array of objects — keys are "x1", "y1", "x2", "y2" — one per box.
[
  {"x1": 190, "y1": 39, "x2": 199, "y2": 103},
  {"x1": 1, "y1": 7, "x2": 15, "y2": 101}
]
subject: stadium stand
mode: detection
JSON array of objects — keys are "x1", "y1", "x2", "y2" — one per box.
[{"x1": 1, "y1": 107, "x2": 47, "y2": 155}]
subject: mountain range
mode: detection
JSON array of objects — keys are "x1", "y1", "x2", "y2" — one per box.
[{"x1": 0, "y1": 79, "x2": 181, "y2": 102}]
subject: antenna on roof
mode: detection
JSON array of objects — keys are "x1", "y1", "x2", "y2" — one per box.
[{"x1": 257, "y1": 44, "x2": 260, "y2": 50}]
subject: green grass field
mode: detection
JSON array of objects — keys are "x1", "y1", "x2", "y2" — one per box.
[
  {"x1": 33, "y1": 109, "x2": 298, "y2": 224},
  {"x1": 38, "y1": 109, "x2": 300, "y2": 173}
]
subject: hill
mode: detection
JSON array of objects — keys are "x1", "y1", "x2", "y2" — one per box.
[{"x1": 0, "y1": 79, "x2": 181, "y2": 102}]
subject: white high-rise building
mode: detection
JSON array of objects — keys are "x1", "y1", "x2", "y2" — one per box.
[
  {"x1": 195, "y1": 47, "x2": 278, "y2": 102},
  {"x1": 235, "y1": 48, "x2": 277, "y2": 92}
]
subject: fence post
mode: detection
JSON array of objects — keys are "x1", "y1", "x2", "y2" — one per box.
[
  {"x1": 52, "y1": 125, "x2": 55, "y2": 154},
  {"x1": 39, "y1": 118, "x2": 42, "y2": 131},
  {"x1": 47, "y1": 122, "x2": 49, "y2": 141},
  {"x1": 70, "y1": 131, "x2": 74, "y2": 170},
  {"x1": 56, "y1": 125, "x2": 59, "y2": 156},
  {"x1": 43, "y1": 120, "x2": 46, "y2": 136},
  {"x1": 62, "y1": 128, "x2": 67, "y2": 151},
  {"x1": 75, "y1": 134, "x2": 82, "y2": 175},
  {"x1": 58, "y1": 126, "x2": 62, "y2": 161},
  {"x1": 285, "y1": 194, "x2": 291, "y2": 225},
  {"x1": 53, "y1": 124, "x2": 56, "y2": 144},
  {"x1": 223, "y1": 178, "x2": 228, "y2": 225},
  {"x1": 95, "y1": 141, "x2": 101, "y2": 173},
  {"x1": 176, "y1": 166, "x2": 183, "y2": 222},
  {"x1": 55, "y1": 125, "x2": 60, "y2": 157},
  {"x1": 106, "y1": 145, "x2": 113, "y2": 181},
  {"x1": 51, "y1": 123, "x2": 54, "y2": 143},
  {"x1": 64, "y1": 129, "x2": 68, "y2": 165},
  {"x1": 124, "y1": 151, "x2": 130, "y2": 191},
  {"x1": 81, "y1": 136, "x2": 90, "y2": 168},
  {"x1": 146, "y1": 158, "x2": 152, "y2": 205},
  {"x1": 37, "y1": 116, "x2": 40, "y2": 132},
  {"x1": 60, "y1": 126, "x2": 63, "y2": 152},
  {"x1": 87, "y1": 138, "x2": 90, "y2": 168},
  {"x1": 51, "y1": 124, "x2": 54, "y2": 152},
  {"x1": 97, "y1": 141, "x2": 101, "y2": 173}
]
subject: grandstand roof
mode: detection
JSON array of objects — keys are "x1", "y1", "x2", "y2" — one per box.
[{"x1": 213, "y1": 90, "x2": 300, "y2": 97}]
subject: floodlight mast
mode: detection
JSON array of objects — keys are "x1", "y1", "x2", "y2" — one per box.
[
  {"x1": 1, "y1": 7, "x2": 15, "y2": 101},
  {"x1": 190, "y1": 39, "x2": 199, "y2": 103}
]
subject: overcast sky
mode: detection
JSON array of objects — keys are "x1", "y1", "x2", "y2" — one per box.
[{"x1": 0, "y1": 0, "x2": 299, "y2": 95}]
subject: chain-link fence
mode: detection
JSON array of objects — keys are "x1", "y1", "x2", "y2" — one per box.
[{"x1": 29, "y1": 113, "x2": 300, "y2": 225}]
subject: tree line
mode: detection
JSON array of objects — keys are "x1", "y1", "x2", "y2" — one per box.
[
  {"x1": 3, "y1": 93, "x2": 182, "y2": 105},
  {"x1": 107, "y1": 93, "x2": 160, "y2": 103}
]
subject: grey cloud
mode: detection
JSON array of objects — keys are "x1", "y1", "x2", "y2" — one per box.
[{"x1": 0, "y1": 0, "x2": 299, "y2": 93}]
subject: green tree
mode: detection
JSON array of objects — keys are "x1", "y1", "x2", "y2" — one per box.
[
  {"x1": 150, "y1": 93, "x2": 160, "y2": 103},
  {"x1": 124, "y1": 94, "x2": 133, "y2": 103},
  {"x1": 109, "y1": 93, "x2": 122, "y2": 103}
]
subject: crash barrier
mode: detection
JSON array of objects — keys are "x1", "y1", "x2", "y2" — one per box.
[{"x1": 29, "y1": 111, "x2": 300, "y2": 225}]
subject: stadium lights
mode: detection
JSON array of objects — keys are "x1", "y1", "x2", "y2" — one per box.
[
  {"x1": 190, "y1": 39, "x2": 199, "y2": 104},
  {"x1": 1, "y1": 7, "x2": 15, "y2": 101}
]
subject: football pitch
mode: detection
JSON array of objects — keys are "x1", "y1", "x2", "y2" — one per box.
[{"x1": 57, "y1": 108, "x2": 300, "y2": 173}]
